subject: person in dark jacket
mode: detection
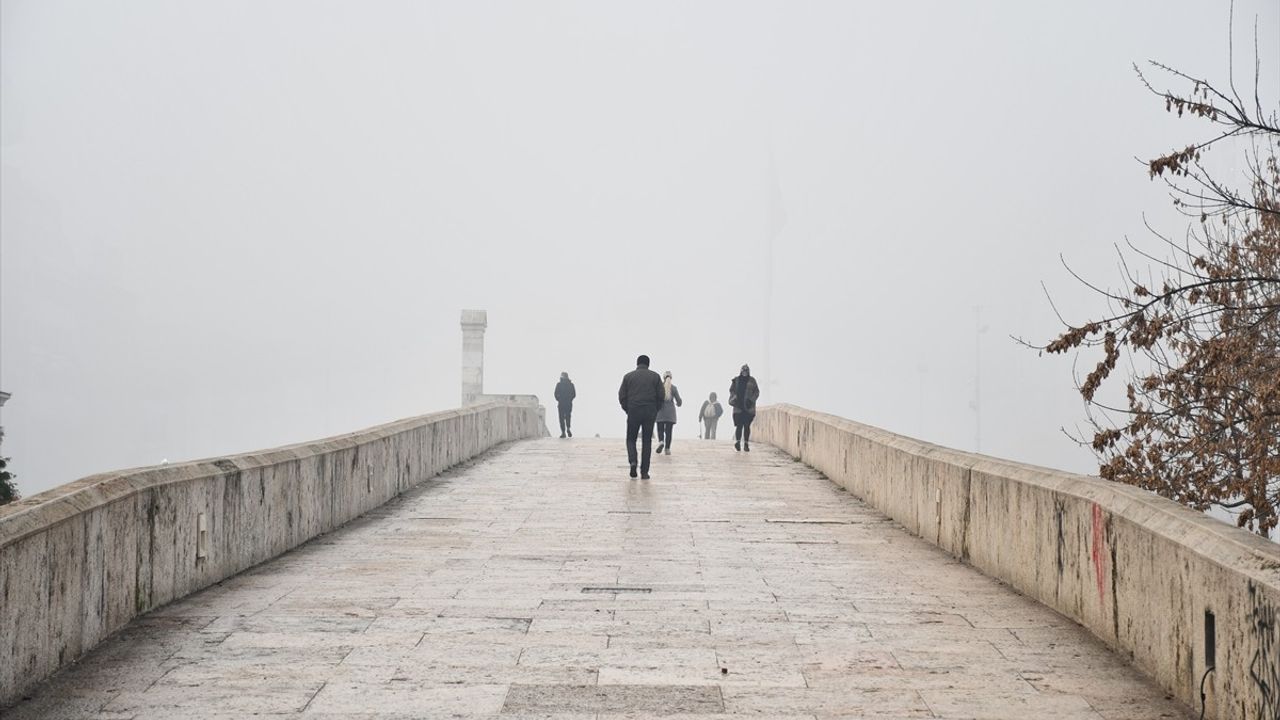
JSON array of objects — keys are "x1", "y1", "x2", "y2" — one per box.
[
  {"x1": 729, "y1": 364, "x2": 761, "y2": 452},
  {"x1": 554, "y1": 372, "x2": 576, "y2": 438},
  {"x1": 618, "y1": 354, "x2": 664, "y2": 479},
  {"x1": 654, "y1": 370, "x2": 682, "y2": 455},
  {"x1": 698, "y1": 392, "x2": 724, "y2": 440}
]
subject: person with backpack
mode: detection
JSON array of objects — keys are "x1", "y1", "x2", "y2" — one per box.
[
  {"x1": 655, "y1": 370, "x2": 682, "y2": 455},
  {"x1": 729, "y1": 364, "x2": 760, "y2": 451},
  {"x1": 554, "y1": 372, "x2": 576, "y2": 438},
  {"x1": 698, "y1": 392, "x2": 724, "y2": 440}
]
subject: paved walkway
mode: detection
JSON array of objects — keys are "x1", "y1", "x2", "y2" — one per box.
[{"x1": 8, "y1": 439, "x2": 1190, "y2": 719}]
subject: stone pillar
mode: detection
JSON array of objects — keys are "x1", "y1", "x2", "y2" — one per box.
[{"x1": 460, "y1": 310, "x2": 487, "y2": 406}]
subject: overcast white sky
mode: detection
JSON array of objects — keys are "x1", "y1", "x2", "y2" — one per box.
[{"x1": 3, "y1": 0, "x2": 1278, "y2": 495}]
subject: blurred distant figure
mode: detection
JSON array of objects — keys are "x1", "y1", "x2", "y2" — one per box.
[
  {"x1": 554, "y1": 372, "x2": 576, "y2": 438},
  {"x1": 655, "y1": 371, "x2": 683, "y2": 455},
  {"x1": 729, "y1": 364, "x2": 760, "y2": 452},
  {"x1": 698, "y1": 392, "x2": 724, "y2": 440},
  {"x1": 619, "y1": 355, "x2": 664, "y2": 479}
]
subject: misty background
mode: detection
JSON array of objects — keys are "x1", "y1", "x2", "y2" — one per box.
[{"x1": 3, "y1": 1, "x2": 1278, "y2": 497}]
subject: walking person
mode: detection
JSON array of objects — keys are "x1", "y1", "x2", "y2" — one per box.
[
  {"x1": 698, "y1": 392, "x2": 724, "y2": 440},
  {"x1": 618, "y1": 355, "x2": 664, "y2": 479},
  {"x1": 554, "y1": 372, "x2": 576, "y2": 438},
  {"x1": 655, "y1": 371, "x2": 682, "y2": 455},
  {"x1": 729, "y1": 364, "x2": 760, "y2": 452}
]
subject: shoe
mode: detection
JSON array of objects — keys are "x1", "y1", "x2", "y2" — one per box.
[
  {"x1": 744, "y1": 444, "x2": 750, "y2": 452},
  {"x1": 641, "y1": 472, "x2": 650, "y2": 480},
  {"x1": 734, "y1": 442, "x2": 741, "y2": 451},
  {"x1": 560, "y1": 432, "x2": 566, "y2": 438},
  {"x1": 567, "y1": 429, "x2": 572, "y2": 437},
  {"x1": 664, "y1": 448, "x2": 671, "y2": 456},
  {"x1": 629, "y1": 464, "x2": 638, "y2": 479},
  {"x1": 656, "y1": 442, "x2": 664, "y2": 454}
]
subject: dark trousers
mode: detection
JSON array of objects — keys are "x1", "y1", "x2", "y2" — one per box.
[
  {"x1": 733, "y1": 410, "x2": 755, "y2": 444},
  {"x1": 625, "y1": 409, "x2": 657, "y2": 473},
  {"x1": 558, "y1": 404, "x2": 572, "y2": 435},
  {"x1": 656, "y1": 421, "x2": 674, "y2": 449}
]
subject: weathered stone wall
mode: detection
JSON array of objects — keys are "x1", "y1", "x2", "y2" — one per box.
[
  {"x1": 476, "y1": 394, "x2": 548, "y2": 432},
  {"x1": 756, "y1": 404, "x2": 1280, "y2": 720},
  {"x1": 0, "y1": 401, "x2": 546, "y2": 706}
]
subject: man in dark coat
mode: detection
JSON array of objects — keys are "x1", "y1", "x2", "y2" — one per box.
[
  {"x1": 618, "y1": 354, "x2": 665, "y2": 479},
  {"x1": 729, "y1": 364, "x2": 761, "y2": 452},
  {"x1": 554, "y1": 372, "x2": 576, "y2": 438}
]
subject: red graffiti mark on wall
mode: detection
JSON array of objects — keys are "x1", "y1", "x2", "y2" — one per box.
[{"x1": 1090, "y1": 503, "x2": 1107, "y2": 601}]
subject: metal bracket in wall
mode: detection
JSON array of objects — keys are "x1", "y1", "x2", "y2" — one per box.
[{"x1": 196, "y1": 512, "x2": 209, "y2": 560}]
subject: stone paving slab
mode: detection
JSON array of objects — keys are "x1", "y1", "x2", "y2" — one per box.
[{"x1": 2, "y1": 439, "x2": 1191, "y2": 719}]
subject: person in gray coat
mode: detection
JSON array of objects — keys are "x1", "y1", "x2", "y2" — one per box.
[
  {"x1": 655, "y1": 370, "x2": 682, "y2": 455},
  {"x1": 698, "y1": 392, "x2": 724, "y2": 440},
  {"x1": 618, "y1": 354, "x2": 665, "y2": 479}
]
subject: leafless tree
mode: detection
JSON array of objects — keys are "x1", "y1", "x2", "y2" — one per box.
[
  {"x1": 0, "y1": 457, "x2": 17, "y2": 506},
  {"x1": 1038, "y1": 27, "x2": 1280, "y2": 534}
]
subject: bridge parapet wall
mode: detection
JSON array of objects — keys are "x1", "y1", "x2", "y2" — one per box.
[
  {"x1": 0, "y1": 401, "x2": 545, "y2": 706},
  {"x1": 757, "y1": 404, "x2": 1280, "y2": 720}
]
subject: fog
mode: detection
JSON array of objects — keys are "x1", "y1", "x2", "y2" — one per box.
[{"x1": 2, "y1": 1, "x2": 1277, "y2": 496}]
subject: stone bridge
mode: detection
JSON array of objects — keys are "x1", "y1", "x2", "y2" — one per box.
[{"x1": 1, "y1": 314, "x2": 1278, "y2": 719}]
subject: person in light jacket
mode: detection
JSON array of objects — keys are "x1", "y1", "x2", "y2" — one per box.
[
  {"x1": 698, "y1": 392, "x2": 724, "y2": 440},
  {"x1": 554, "y1": 372, "x2": 576, "y2": 438},
  {"x1": 655, "y1": 370, "x2": 682, "y2": 455}
]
